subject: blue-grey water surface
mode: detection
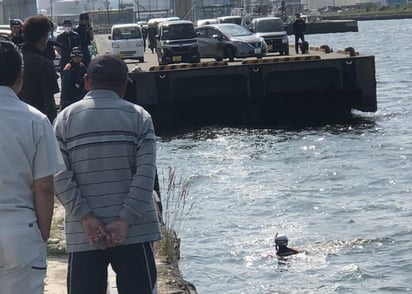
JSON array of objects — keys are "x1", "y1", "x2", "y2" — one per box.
[{"x1": 156, "y1": 19, "x2": 412, "y2": 293}]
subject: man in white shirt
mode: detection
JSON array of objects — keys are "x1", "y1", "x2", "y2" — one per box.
[{"x1": 0, "y1": 39, "x2": 64, "y2": 294}]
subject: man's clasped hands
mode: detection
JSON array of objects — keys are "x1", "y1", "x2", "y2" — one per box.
[{"x1": 81, "y1": 213, "x2": 128, "y2": 247}]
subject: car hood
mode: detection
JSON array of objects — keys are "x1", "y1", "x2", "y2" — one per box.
[
  {"x1": 229, "y1": 35, "x2": 263, "y2": 43},
  {"x1": 255, "y1": 31, "x2": 287, "y2": 38}
]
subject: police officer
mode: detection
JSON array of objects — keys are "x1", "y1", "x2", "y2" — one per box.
[
  {"x1": 60, "y1": 47, "x2": 87, "y2": 110},
  {"x1": 56, "y1": 20, "x2": 81, "y2": 73},
  {"x1": 10, "y1": 19, "x2": 24, "y2": 47}
]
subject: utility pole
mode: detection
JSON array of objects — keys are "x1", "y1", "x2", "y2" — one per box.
[
  {"x1": 119, "y1": 0, "x2": 121, "y2": 22},
  {"x1": 136, "y1": 0, "x2": 140, "y2": 21},
  {"x1": 50, "y1": 0, "x2": 53, "y2": 20},
  {"x1": 192, "y1": 0, "x2": 197, "y2": 22},
  {"x1": 104, "y1": 0, "x2": 111, "y2": 24},
  {"x1": 91, "y1": 0, "x2": 96, "y2": 12}
]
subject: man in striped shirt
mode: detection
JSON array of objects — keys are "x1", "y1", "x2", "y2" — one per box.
[{"x1": 54, "y1": 54, "x2": 160, "y2": 294}]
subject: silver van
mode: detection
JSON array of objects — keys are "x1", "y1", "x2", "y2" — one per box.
[{"x1": 196, "y1": 23, "x2": 267, "y2": 62}]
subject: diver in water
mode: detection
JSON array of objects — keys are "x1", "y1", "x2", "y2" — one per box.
[{"x1": 275, "y1": 233, "x2": 300, "y2": 257}]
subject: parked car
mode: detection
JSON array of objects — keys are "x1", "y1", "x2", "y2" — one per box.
[
  {"x1": 197, "y1": 18, "x2": 217, "y2": 27},
  {"x1": 0, "y1": 24, "x2": 11, "y2": 40},
  {"x1": 241, "y1": 14, "x2": 265, "y2": 28},
  {"x1": 166, "y1": 16, "x2": 181, "y2": 21},
  {"x1": 0, "y1": 29, "x2": 11, "y2": 39},
  {"x1": 156, "y1": 20, "x2": 200, "y2": 65},
  {"x1": 55, "y1": 25, "x2": 65, "y2": 36},
  {"x1": 216, "y1": 16, "x2": 242, "y2": 25},
  {"x1": 196, "y1": 23, "x2": 267, "y2": 61},
  {"x1": 137, "y1": 20, "x2": 148, "y2": 30},
  {"x1": 248, "y1": 17, "x2": 289, "y2": 55},
  {"x1": 109, "y1": 23, "x2": 144, "y2": 62}
]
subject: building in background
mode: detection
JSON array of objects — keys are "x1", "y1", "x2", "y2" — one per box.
[
  {"x1": 1, "y1": 0, "x2": 36, "y2": 24},
  {"x1": 37, "y1": 0, "x2": 107, "y2": 17},
  {"x1": 0, "y1": 1, "x2": 4, "y2": 24},
  {"x1": 36, "y1": 0, "x2": 174, "y2": 22},
  {"x1": 304, "y1": 0, "x2": 384, "y2": 9}
]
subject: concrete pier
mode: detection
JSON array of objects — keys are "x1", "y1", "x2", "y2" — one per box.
[{"x1": 94, "y1": 35, "x2": 377, "y2": 135}]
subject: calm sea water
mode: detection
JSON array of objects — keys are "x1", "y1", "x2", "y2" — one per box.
[{"x1": 156, "y1": 19, "x2": 412, "y2": 293}]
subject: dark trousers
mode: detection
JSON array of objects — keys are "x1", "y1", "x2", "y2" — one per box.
[
  {"x1": 82, "y1": 49, "x2": 91, "y2": 68},
  {"x1": 294, "y1": 34, "x2": 305, "y2": 53},
  {"x1": 67, "y1": 242, "x2": 157, "y2": 294}
]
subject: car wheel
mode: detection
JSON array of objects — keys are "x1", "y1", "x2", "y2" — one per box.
[
  {"x1": 224, "y1": 46, "x2": 235, "y2": 62},
  {"x1": 215, "y1": 57, "x2": 223, "y2": 62}
]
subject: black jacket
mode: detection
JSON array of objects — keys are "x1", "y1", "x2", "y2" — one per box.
[
  {"x1": 293, "y1": 19, "x2": 306, "y2": 36},
  {"x1": 75, "y1": 24, "x2": 93, "y2": 48},
  {"x1": 56, "y1": 31, "x2": 81, "y2": 71},
  {"x1": 60, "y1": 61, "x2": 87, "y2": 109},
  {"x1": 19, "y1": 44, "x2": 59, "y2": 122}
]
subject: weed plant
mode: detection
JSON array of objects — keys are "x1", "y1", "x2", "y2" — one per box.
[{"x1": 158, "y1": 167, "x2": 194, "y2": 265}]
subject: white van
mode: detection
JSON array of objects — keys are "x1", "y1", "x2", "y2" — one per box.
[{"x1": 109, "y1": 24, "x2": 144, "y2": 62}]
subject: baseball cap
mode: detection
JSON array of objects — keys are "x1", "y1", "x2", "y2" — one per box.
[
  {"x1": 10, "y1": 18, "x2": 23, "y2": 27},
  {"x1": 71, "y1": 47, "x2": 83, "y2": 57},
  {"x1": 10, "y1": 19, "x2": 23, "y2": 26},
  {"x1": 62, "y1": 19, "x2": 72, "y2": 27},
  {"x1": 79, "y1": 13, "x2": 90, "y2": 21},
  {"x1": 87, "y1": 54, "x2": 128, "y2": 83},
  {"x1": 275, "y1": 234, "x2": 288, "y2": 246}
]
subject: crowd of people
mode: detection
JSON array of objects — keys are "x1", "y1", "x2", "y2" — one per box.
[
  {"x1": 0, "y1": 14, "x2": 161, "y2": 294},
  {"x1": 7, "y1": 13, "x2": 94, "y2": 120},
  {"x1": 0, "y1": 12, "x2": 306, "y2": 294}
]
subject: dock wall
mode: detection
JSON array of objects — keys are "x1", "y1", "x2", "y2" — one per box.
[{"x1": 125, "y1": 54, "x2": 376, "y2": 134}]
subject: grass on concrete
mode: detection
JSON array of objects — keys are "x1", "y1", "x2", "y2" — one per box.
[{"x1": 157, "y1": 167, "x2": 194, "y2": 265}]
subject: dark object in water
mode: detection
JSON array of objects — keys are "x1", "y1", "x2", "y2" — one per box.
[{"x1": 275, "y1": 233, "x2": 300, "y2": 257}]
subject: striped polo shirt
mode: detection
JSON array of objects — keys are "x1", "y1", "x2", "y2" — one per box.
[{"x1": 53, "y1": 89, "x2": 160, "y2": 253}]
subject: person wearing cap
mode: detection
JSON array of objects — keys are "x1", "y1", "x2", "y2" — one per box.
[
  {"x1": 54, "y1": 54, "x2": 160, "y2": 293},
  {"x1": 275, "y1": 233, "x2": 300, "y2": 257},
  {"x1": 293, "y1": 13, "x2": 306, "y2": 54},
  {"x1": 75, "y1": 13, "x2": 93, "y2": 68},
  {"x1": 10, "y1": 19, "x2": 24, "y2": 47},
  {"x1": 0, "y1": 38, "x2": 64, "y2": 294},
  {"x1": 19, "y1": 15, "x2": 60, "y2": 122},
  {"x1": 60, "y1": 47, "x2": 87, "y2": 110},
  {"x1": 56, "y1": 19, "x2": 81, "y2": 73}
]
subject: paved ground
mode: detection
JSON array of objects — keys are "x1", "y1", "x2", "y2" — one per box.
[{"x1": 93, "y1": 33, "x2": 354, "y2": 74}]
